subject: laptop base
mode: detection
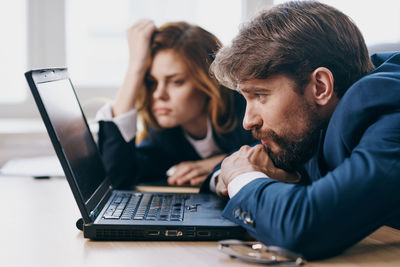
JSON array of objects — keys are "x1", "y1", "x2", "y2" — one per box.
[{"x1": 84, "y1": 224, "x2": 249, "y2": 241}]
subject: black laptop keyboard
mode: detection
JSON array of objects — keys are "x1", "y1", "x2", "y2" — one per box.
[{"x1": 102, "y1": 193, "x2": 187, "y2": 221}]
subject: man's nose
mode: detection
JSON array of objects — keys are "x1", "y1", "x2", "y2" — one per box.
[{"x1": 243, "y1": 104, "x2": 262, "y2": 130}]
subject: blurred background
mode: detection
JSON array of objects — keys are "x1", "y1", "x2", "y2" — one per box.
[{"x1": 0, "y1": 0, "x2": 399, "y2": 168}]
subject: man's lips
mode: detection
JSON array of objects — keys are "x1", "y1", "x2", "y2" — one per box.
[
  {"x1": 260, "y1": 138, "x2": 269, "y2": 145},
  {"x1": 261, "y1": 138, "x2": 281, "y2": 153}
]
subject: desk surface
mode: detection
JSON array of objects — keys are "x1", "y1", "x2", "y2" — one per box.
[{"x1": 1, "y1": 175, "x2": 400, "y2": 267}]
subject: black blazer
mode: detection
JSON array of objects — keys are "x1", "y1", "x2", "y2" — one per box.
[{"x1": 97, "y1": 92, "x2": 255, "y2": 189}]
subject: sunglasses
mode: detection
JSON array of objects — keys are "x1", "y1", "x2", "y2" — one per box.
[{"x1": 218, "y1": 239, "x2": 306, "y2": 265}]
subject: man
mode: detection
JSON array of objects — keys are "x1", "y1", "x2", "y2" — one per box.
[{"x1": 209, "y1": 1, "x2": 400, "y2": 260}]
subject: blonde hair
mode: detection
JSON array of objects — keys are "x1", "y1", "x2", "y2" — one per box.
[{"x1": 136, "y1": 22, "x2": 236, "y2": 142}]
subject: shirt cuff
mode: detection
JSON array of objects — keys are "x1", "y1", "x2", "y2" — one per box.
[
  {"x1": 228, "y1": 171, "x2": 269, "y2": 198},
  {"x1": 95, "y1": 102, "x2": 137, "y2": 142},
  {"x1": 209, "y1": 169, "x2": 221, "y2": 193}
]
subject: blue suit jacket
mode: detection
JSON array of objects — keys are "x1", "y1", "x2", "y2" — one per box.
[
  {"x1": 97, "y1": 92, "x2": 255, "y2": 189},
  {"x1": 222, "y1": 52, "x2": 400, "y2": 260}
]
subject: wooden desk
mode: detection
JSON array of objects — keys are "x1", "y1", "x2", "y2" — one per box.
[{"x1": 1, "y1": 175, "x2": 400, "y2": 267}]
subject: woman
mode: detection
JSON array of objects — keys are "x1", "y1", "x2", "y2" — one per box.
[{"x1": 96, "y1": 19, "x2": 255, "y2": 189}]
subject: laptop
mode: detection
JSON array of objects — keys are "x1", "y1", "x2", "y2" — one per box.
[{"x1": 25, "y1": 68, "x2": 247, "y2": 241}]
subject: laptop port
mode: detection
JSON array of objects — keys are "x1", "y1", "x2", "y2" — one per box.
[
  {"x1": 197, "y1": 231, "x2": 211, "y2": 237},
  {"x1": 185, "y1": 231, "x2": 196, "y2": 237},
  {"x1": 165, "y1": 230, "x2": 183, "y2": 237},
  {"x1": 146, "y1": 230, "x2": 160, "y2": 236}
]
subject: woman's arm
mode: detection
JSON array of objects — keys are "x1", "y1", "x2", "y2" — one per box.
[
  {"x1": 113, "y1": 19, "x2": 156, "y2": 116},
  {"x1": 98, "y1": 120, "x2": 177, "y2": 189}
]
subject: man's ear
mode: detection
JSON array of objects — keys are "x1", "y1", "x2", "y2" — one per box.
[{"x1": 311, "y1": 67, "x2": 335, "y2": 106}]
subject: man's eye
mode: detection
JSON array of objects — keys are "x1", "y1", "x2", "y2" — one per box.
[{"x1": 255, "y1": 94, "x2": 267, "y2": 100}]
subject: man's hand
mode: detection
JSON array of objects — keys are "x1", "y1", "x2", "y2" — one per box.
[
  {"x1": 216, "y1": 144, "x2": 301, "y2": 196},
  {"x1": 167, "y1": 154, "x2": 226, "y2": 186}
]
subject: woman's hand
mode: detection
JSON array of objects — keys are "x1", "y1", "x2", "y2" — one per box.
[
  {"x1": 126, "y1": 19, "x2": 156, "y2": 75},
  {"x1": 112, "y1": 19, "x2": 156, "y2": 117},
  {"x1": 167, "y1": 154, "x2": 226, "y2": 186}
]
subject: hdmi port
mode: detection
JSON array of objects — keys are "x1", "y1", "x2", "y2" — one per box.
[
  {"x1": 146, "y1": 230, "x2": 160, "y2": 236},
  {"x1": 197, "y1": 231, "x2": 211, "y2": 237},
  {"x1": 165, "y1": 230, "x2": 183, "y2": 237}
]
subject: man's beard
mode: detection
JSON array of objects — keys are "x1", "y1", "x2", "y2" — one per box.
[{"x1": 252, "y1": 105, "x2": 324, "y2": 172}]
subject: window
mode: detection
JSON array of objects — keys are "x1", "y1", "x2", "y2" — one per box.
[
  {"x1": 66, "y1": 0, "x2": 242, "y2": 88},
  {"x1": 8, "y1": 0, "x2": 397, "y2": 117},
  {"x1": 0, "y1": 0, "x2": 268, "y2": 118},
  {"x1": 0, "y1": 1, "x2": 27, "y2": 103},
  {"x1": 273, "y1": 0, "x2": 400, "y2": 47}
]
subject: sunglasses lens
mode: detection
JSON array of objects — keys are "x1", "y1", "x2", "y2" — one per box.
[{"x1": 218, "y1": 240, "x2": 305, "y2": 265}]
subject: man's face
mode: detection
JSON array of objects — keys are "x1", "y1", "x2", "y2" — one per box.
[{"x1": 238, "y1": 75, "x2": 324, "y2": 172}]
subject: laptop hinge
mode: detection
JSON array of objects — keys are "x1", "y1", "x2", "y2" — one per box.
[{"x1": 89, "y1": 185, "x2": 113, "y2": 221}]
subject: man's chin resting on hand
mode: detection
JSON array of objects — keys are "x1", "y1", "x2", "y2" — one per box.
[{"x1": 216, "y1": 144, "x2": 301, "y2": 198}]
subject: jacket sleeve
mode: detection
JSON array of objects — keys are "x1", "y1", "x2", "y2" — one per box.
[
  {"x1": 222, "y1": 112, "x2": 400, "y2": 260},
  {"x1": 97, "y1": 121, "x2": 176, "y2": 189}
]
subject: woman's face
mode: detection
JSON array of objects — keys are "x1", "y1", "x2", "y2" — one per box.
[{"x1": 148, "y1": 49, "x2": 208, "y2": 129}]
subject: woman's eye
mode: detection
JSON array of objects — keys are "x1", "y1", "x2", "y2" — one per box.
[{"x1": 172, "y1": 79, "x2": 184, "y2": 86}]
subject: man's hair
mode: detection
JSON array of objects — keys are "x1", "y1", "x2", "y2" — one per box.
[
  {"x1": 136, "y1": 22, "x2": 237, "y2": 141},
  {"x1": 211, "y1": 1, "x2": 375, "y2": 98}
]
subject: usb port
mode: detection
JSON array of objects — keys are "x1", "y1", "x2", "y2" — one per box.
[
  {"x1": 146, "y1": 230, "x2": 160, "y2": 236},
  {"x1": 197, "y1": 231, "x2": 211, "y2": 237},
  {"x1": 165, "y1": 230, "x2": 183, "y2": 237}
]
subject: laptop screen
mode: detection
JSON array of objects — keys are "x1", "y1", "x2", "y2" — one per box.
[{"x1": 37, "y1": 78, "x2": 105, "y2": 203}]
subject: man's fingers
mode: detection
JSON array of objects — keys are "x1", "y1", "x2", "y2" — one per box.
[
  {"x1": 239, "y1": 145, "x2": 251, "y2": 152},
  {"x1": 253, "y1": 144, "x2": 265, "y2": 152},
  {"x1": 215, "y1": 175, "x2": 229, "y2": 197},
  {"x1": 216, "y1": 185, "x2": 228, "y2": 197}
]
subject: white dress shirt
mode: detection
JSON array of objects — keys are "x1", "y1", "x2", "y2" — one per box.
[
  {"x1": 227, "y1": 172, "x2": 268, "y2": 198},
  {"x1": 95, "y1": 102, "x2": 222, "y2": 158},
  {"x1": 209, "y1": 170, "x2": 269, "y2": 197},
  {"x1": 95, "y1": 102, "x2": 137, "y2": 142}
]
